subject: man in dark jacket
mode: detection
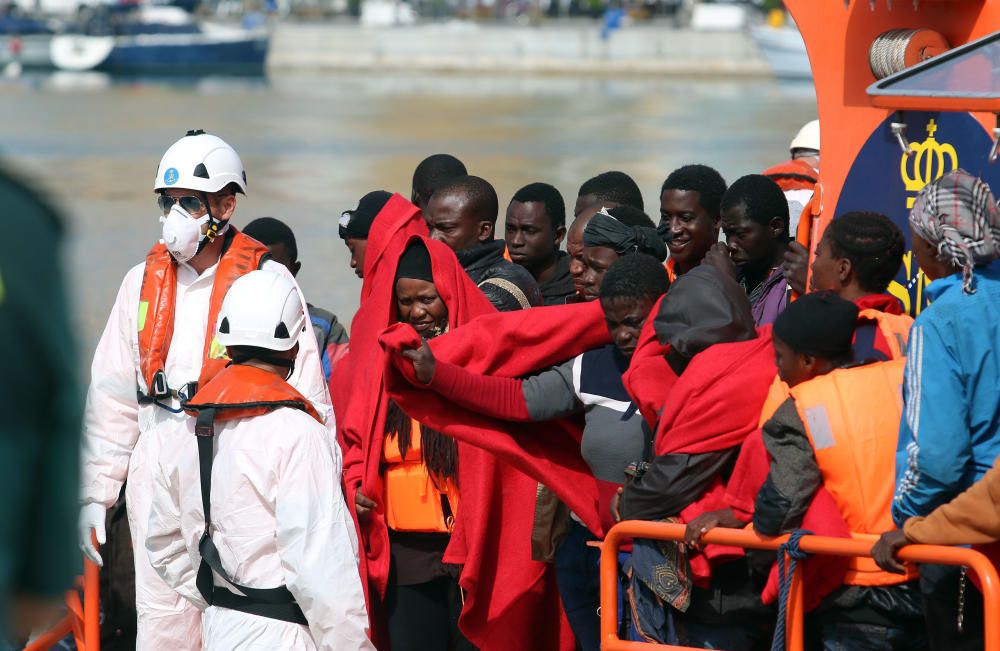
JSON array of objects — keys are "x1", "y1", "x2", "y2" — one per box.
[
  {"x1": 427, "y1": 175, "x2": 542, "y2": 311},
  {"x1": 505, "y1": 182, "x2": 575, "y2": 305}
]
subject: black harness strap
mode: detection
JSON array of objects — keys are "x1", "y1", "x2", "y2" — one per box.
[{"x1": 194, "y1": 407, "x2": 307, "y2": 625}]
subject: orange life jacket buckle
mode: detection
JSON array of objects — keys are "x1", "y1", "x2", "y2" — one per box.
[{"x1": 151, "y1": 370, "x2": 169, "y2": 399}]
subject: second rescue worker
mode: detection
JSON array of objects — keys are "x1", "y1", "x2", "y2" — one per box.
[{"x1": 77, "y1": 130, "x2": 332, "y2": 649}]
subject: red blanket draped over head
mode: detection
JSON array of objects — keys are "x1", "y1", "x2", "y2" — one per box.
[
  {"x1": 624, "y1": 301, "x2": 852, "y2": 602},
  {"x1": 335, "y1": 231, "x2": 572, "y2": 651},
  {"x1": 623, "y1": 321, "x2": 778, "y2": 584},
  {"x1": 330, "y1": 193, "x2": 427, "y2": 455},
  {"x1": 361, "y1": 193, "x2": 428, "y2": 301},
  {"x1": 380, "y1": 299, "x2": 613, "y2": 539}
]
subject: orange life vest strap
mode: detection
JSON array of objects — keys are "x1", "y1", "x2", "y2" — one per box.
[
  {"x1": 790, "y1": 360, "x2": 916, "y2": 586},
  {"x1": 664, "y1": 258, "x2": 677, "y2": 284},
  {"x1": 137, "y1": 228, "x2": 270, "y2": 400},
  {"x1": 185, "y1": 363, "x2": 318, "y2": 626}
]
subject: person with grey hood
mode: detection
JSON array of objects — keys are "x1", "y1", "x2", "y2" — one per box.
[{"x1": 614, "y1": 265, "x2": 779, "y2": 650}]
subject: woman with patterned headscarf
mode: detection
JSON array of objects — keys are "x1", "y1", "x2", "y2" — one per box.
[{"x1": 889, "y1": 169, "x2": 1000, "y2": 651}]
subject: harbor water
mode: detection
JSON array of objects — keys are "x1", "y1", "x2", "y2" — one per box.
[{"x1": 0, "y1": 71, "x2": 817, "y2": 353}]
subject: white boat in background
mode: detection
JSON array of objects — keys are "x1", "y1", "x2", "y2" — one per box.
[
  {"x1": 50, "y1": 6, "x2": 268, "y2": 74},
  {"x1": 750, "y1": 23, "x2": 812, "y2": 80}
]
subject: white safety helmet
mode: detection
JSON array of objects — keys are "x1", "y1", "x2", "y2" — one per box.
[
  {"x1": 790, "y1": 119, "x2": 820, "y2": 154},
  {"x1": 154, "y1": 129, "x2": 248, "y2": 194},
  {"x1": 216, "y1": 270, "x2": 305, "y2": 352}
]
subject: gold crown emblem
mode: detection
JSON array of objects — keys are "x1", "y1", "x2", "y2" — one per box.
[{"x1": 901, "y1": 120, "x2": 958, "y2": 208}]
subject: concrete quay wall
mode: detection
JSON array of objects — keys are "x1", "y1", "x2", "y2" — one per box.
[{"x1": 268, "y1": 22, "x2": 772, "y2": 76}]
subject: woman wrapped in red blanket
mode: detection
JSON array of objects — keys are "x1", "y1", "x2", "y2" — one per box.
[
  {"x1": 385, "y1": 253, "x2": 670, "y2": 650},
  {"x1": 335, "y1": 233, "x2": 569, "y2": 651}
]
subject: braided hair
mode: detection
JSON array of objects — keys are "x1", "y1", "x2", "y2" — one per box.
[
  {"x1": 384, "y1": 400, "x2": 458, "y2": 480},
  {"x1": 824, "y1": 211, "x2": 905, "y2": 294}
]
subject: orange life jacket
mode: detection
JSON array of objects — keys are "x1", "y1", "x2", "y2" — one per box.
[
  {"x1": 383, "y1": 420, "x2": 460, "y2": 534},
  {"x1": 789, "y1": 359, "x2": 918, "y2": 586},
  {"x1": 796, "y1": 182, "x2": 822, "y2": 249},
  {"x1": 857, "y1": 308, "x2": 913, "y2": 360},
  {"x1": 763, "y1": 158, "x2": 819, "y2": 193},
  {"x1": 137, "y1": 229, "x2": 269, "y2": 400},
  {"x1": 757, "y1": 307, "x2": 912, "y2": 427},
  {"x1": 759, "y1": 375, "x2": 790, "y2": 428},
  {"x1": 184, "y1": 363, "x2": 321, "y2": 424}
]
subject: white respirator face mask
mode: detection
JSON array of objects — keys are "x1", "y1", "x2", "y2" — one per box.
[{"x1": 160, "y1": 204, "x2": 211, "y2": 263}]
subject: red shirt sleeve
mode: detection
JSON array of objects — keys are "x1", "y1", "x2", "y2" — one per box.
[{"x1": 429, "y1": 359, "x2": 532, "y2": 421}]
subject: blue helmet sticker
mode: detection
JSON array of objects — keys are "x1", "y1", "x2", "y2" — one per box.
[{"x1": 163, "y1": 167, "x2": 179, "y2": 186}]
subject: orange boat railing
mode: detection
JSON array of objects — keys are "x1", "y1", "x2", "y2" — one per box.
[
  {"x1": 599, "y1": 520, "x2": 1000, "y2": 651},
  {"x1": 23, "y1": 552, "x2": 100, "y2": 651}
]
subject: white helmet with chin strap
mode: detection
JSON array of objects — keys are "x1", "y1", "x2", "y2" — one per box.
[
  {"x1": 155, "y1": 130, "x2": 247, "y2": 263},
  {"x1": 154, "y1": 129, "x2": 248, "y2": 195},
  {"x1": 216, "y1": 270, "x2": 306, "y2": 353}
]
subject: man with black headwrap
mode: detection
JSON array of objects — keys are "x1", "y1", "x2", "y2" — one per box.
[
  {"x1": 755, "y1": 292, "x2": 925, "y2": 651},
  {"x1": 577, "y1": 206, "x2": 670, "y2": 301}
]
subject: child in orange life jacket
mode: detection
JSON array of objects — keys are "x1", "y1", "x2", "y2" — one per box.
[{"x1": 755, "y1": 293, "x2": 925, "y2": 651}]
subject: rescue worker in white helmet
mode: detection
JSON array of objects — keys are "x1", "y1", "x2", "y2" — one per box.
[
  {"x1": 145, "y1": 270, "x2": 373, "y2": 650},
  {"x1": 77, "y1": 130, "x2": 333, "y2": 649}
]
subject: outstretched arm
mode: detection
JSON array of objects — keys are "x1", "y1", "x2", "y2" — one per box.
[{"x1": 398, "y1": 340, "x2": 580, "y2": 422}]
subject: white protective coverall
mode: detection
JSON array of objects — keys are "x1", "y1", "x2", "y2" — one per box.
[
  {"x1": 81, "y1": 257, "x2": 333, "y2": 649},
  {"x1": 145, "y1": 407, "x2": 372, "y2": 650}
]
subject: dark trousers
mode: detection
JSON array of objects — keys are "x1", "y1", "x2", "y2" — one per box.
[
  {"x1": 805, "y1": 582, "x2": 927, "y2": 651},
  {"x1": 386, "y1": 575, "x2": 476, "y2": 651},
  {"x1": 814, "y1": 621, "x2": 925, "y2": 651},
  {"x1": 554, "y1": 518, "x2": 602, "y2": 651},
  {"x1": 919, "y1": 564, "x2": 985, "y2": 651},
  {"x1": 672, "y1": 559, "x2": 774, "y2": 651}
]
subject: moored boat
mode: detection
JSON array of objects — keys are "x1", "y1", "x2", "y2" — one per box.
[{"x1": 50, "y1": 6, "x2": 268, "y2": 74}]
